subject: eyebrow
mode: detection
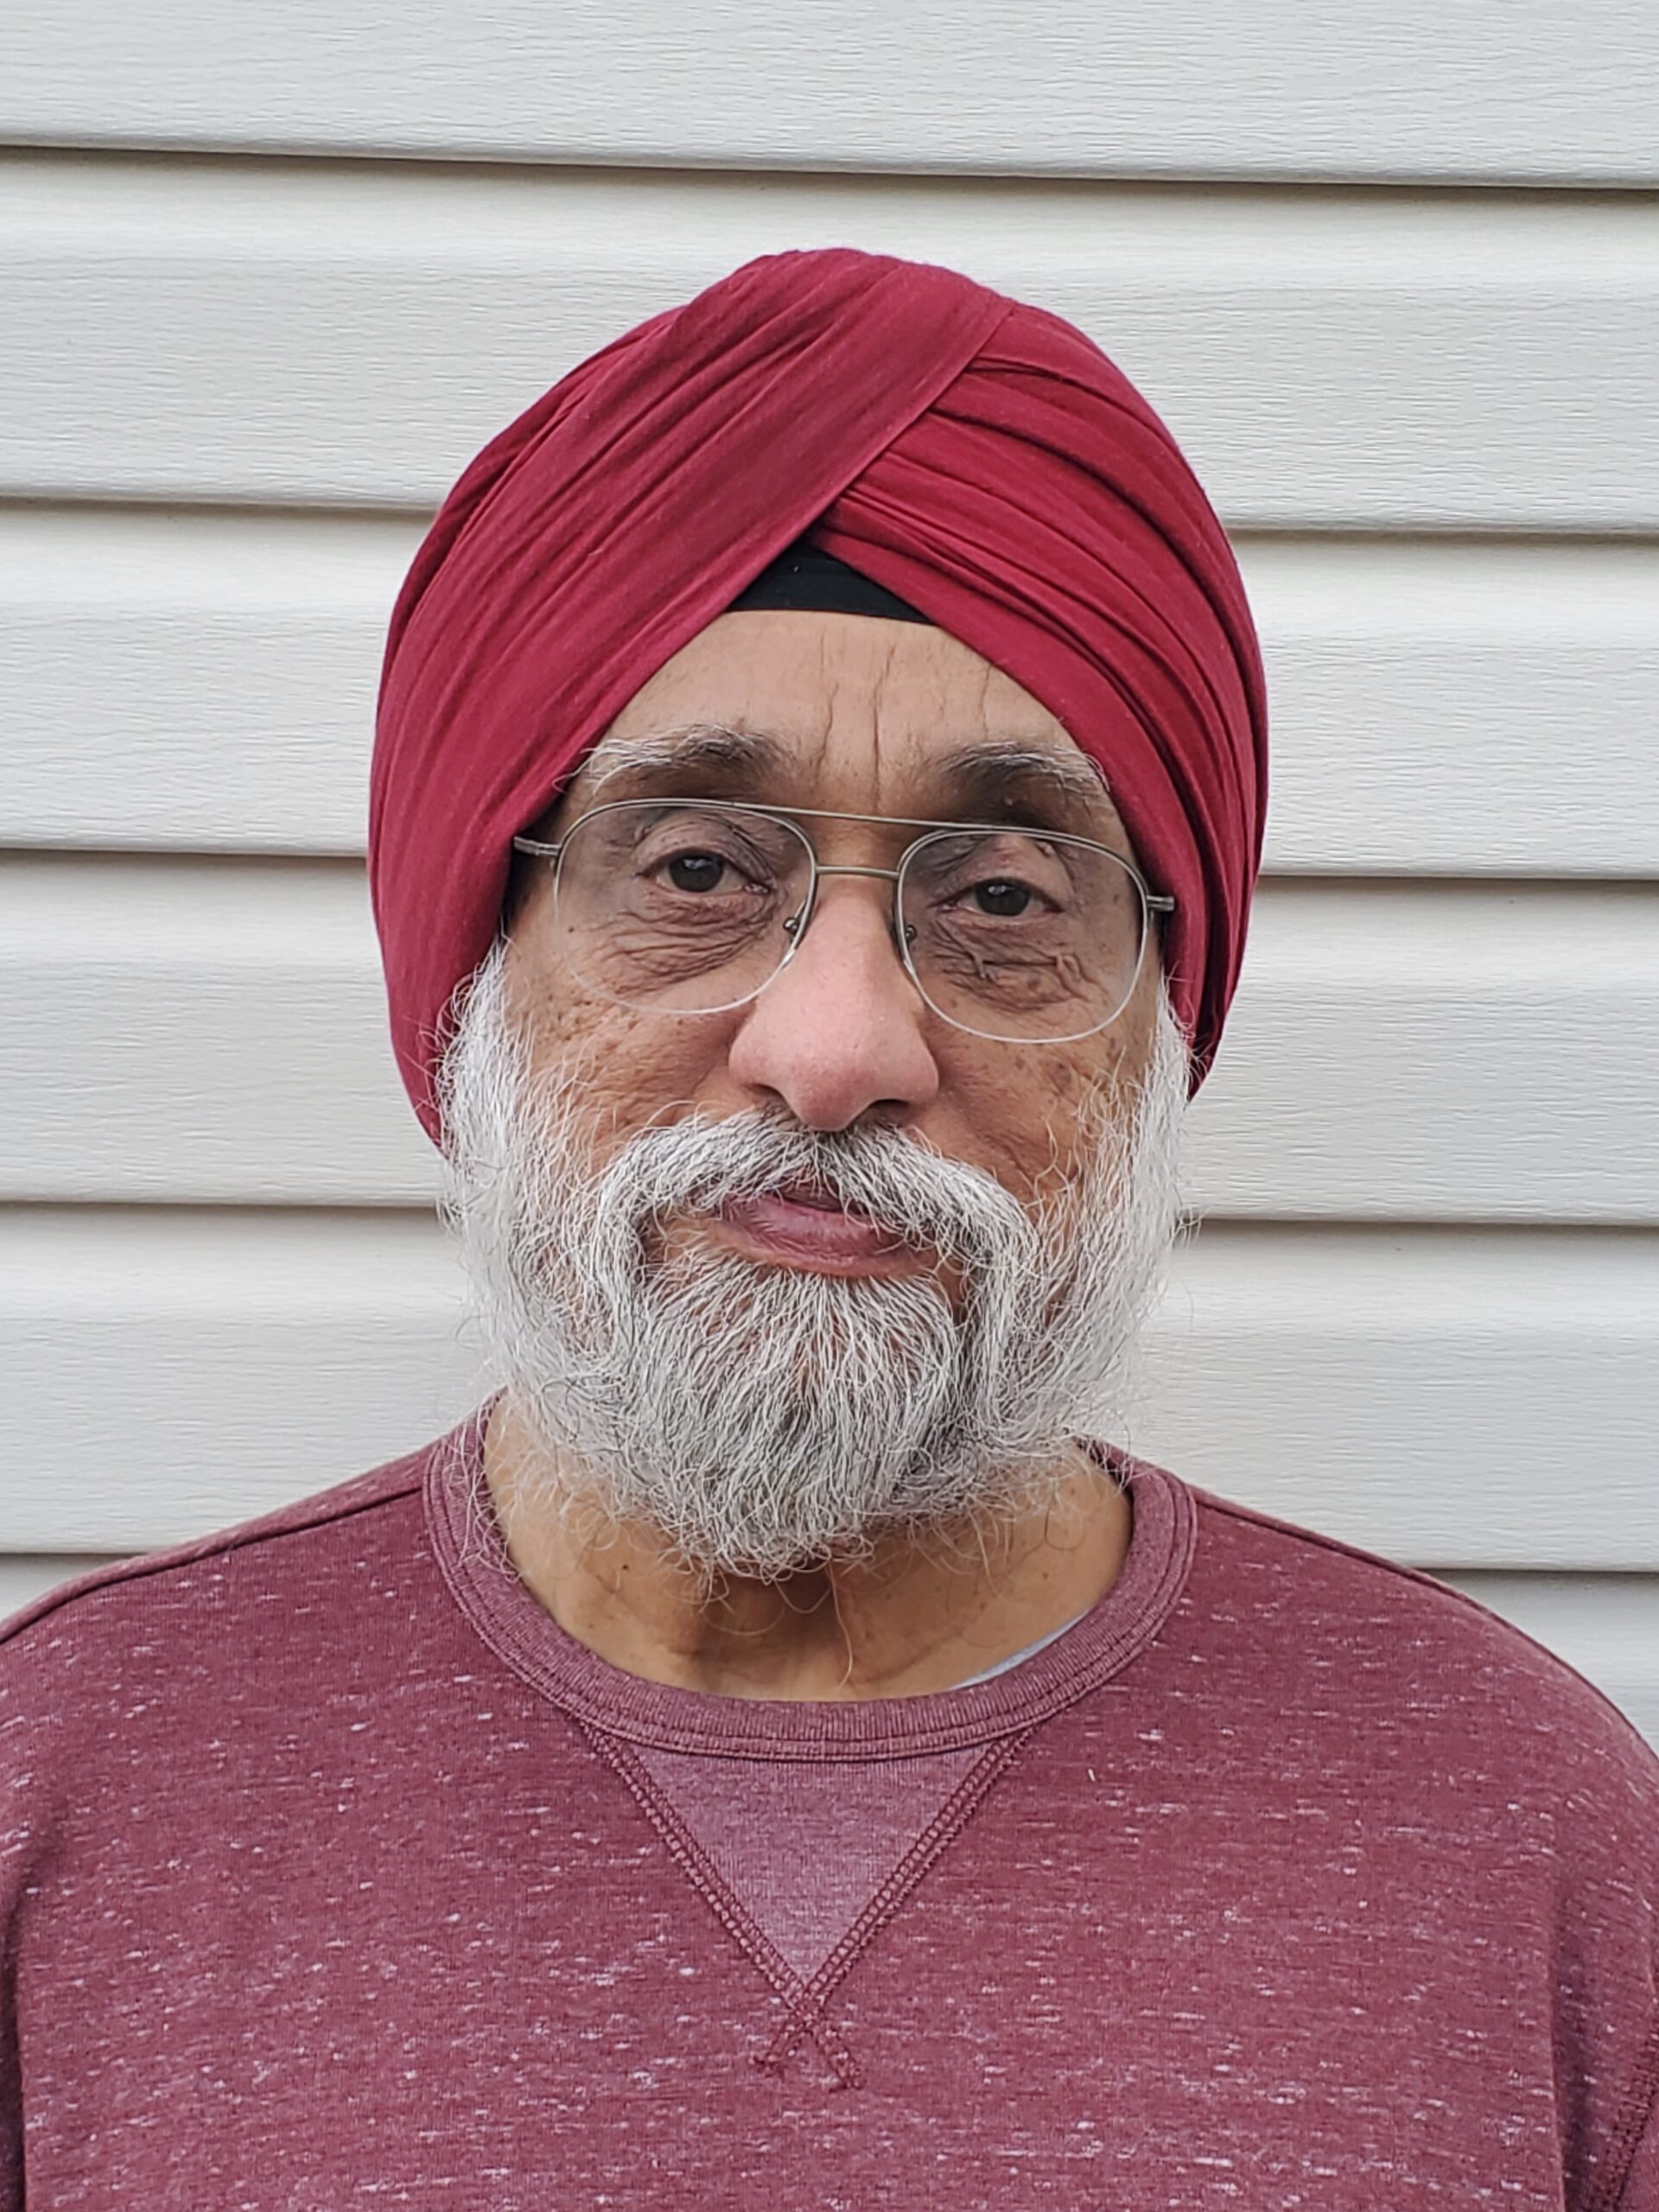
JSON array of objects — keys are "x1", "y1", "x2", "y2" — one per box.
[
  {"x1": 580, "y1": 722, "x2": 1113, "y2": 830},
  {"x1": 929, "y1": 740, "x2": 1111, "y2": 828},
  {"x1": 582, "y1": 721, "x2": 783, "y2": 793}
]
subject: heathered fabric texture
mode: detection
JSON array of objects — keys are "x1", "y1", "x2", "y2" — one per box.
[{"x1": 2, "y1": 1416, "x2": 1656, "y2": 2209}]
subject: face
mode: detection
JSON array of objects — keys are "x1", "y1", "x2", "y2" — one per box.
[
  {"x1": 441, "y1": 611, "x2": 1188, "y2": 1582},
  {"x1": 503, "y1": 611, "x2": 1165, "y2": 1246}
]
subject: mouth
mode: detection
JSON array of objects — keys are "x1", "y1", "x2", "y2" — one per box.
[{"x1": 709, "y1": 1183, "x2": 929, "y2": 1278}]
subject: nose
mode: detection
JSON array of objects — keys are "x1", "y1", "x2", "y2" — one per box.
[{"x1": 723, "y1": 878, "x2": 941, "y2": 1131}]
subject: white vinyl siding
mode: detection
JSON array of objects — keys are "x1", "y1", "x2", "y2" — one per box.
[
  {"x1": 1, "y1": 14, "x2": 1654, "y2": 1746},
  {"x1": 6, "y1": 0, "x2": 1658, "y2": 184}
]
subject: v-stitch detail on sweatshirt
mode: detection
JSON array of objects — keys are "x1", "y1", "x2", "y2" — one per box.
[{"x1": 580, "y1": 1717, "x2": 1035, "y2": 2088}]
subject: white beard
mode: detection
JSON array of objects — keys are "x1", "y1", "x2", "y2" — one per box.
[{"x1": 436, "y1": 941, "x2": 1188, "y2": 1585}]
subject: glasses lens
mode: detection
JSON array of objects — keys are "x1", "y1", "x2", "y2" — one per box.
[
  {"x1": 899, "y1": 829, "x2": 1148, "y2": 1042},
  {"x1": 553, "y1": 801, "x2": 811, "y2": 1013}
]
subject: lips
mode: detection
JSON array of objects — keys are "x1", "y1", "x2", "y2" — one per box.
[
  {"x1": 770, "y1": 1180, "x2": 851, "y2": 1211},
  {"x1": 713, "y1": 1185, "x2": 922, "y2": 1275}
]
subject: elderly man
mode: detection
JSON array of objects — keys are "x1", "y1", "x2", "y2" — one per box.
[{"x1": 3, "y1": 251, "x2": 1655, "y2": 2209}]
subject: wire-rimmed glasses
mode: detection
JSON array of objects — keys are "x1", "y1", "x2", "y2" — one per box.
[{"x1": 512, "y1": 798, "x2": 1174, "y2": 1045}]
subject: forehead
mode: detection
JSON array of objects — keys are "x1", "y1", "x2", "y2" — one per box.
[{"x1": 562, "y1": 608, "x2": 1122, "y2": 837}]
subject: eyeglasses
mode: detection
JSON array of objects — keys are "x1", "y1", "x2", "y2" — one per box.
[{"x1": 512, "y1": 798, "x2": 1174, "y2": 1046}]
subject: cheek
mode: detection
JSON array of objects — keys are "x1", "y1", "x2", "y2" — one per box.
[
  {"x1": 505, "y1": 940, "x2": 734, "y2": 1140},
  {"x1": 929, "y1": 1022, "x2": 1147, "y2": 1205}
]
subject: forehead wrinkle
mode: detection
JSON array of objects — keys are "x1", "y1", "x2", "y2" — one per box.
[{"x1": 863, "y1": 625, "x2": 919, "y2": 815}]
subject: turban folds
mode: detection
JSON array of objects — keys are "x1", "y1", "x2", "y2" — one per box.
[{"x1": 372, "y1": 248, "x2": 1268, "y2": 1138}]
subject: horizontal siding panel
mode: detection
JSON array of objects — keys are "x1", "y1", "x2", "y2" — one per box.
[
  {"x1": 1, "y1": 856, "x2": 440, "y2": 1205},
  {"x1": 4, "y1": 858, "x2": 1654, "y2": 1222},
  {"x1": 0, "y1": 507, "x2": 404, "y2": 856},
  {"x1": 7, "y1": 508, "x2": 1657, "y2": 876},
  {"x1": 2, "y1": 1211, "x2": 1654, "y2": 1570},
  {"x1": 5, "y1": 160, "x2": 1658, "y2": 529},
  {"x1": 1186, "y1": 882, "x2": 1659, "y2": 1224},
  {"x1": 1245, "y1": 539, "x2": 1659, "y2": 876},
  {"x1": 0, "y1": 1209, "x2": 475, "y2": 1552},
  {"x1": 5, "y1": 1, "x2": 1658, "y2": 184},
  {"x1": 1139, "y1": 1225, "x2": 1659, "y2": 1568}
]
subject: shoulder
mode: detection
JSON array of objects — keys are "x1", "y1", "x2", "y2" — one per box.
[
  {"x1": 0, "y1": 1419, "x2": 486, "y2": 1936},
  {"x1": 1178, "y1": 1480, "x2": 1659, "y2": 2207},
  {"x1": 1180, "y1": 1476, "x2": 1659, "y2": 1819},
  {"x1": 0, "y1": 1420, "x2": 477, "y2": 1702}
]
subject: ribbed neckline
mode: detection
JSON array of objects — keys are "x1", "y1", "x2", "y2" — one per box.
[{"x1": 424, "y1": 1409, "x2": 1195, "y2": 1762}]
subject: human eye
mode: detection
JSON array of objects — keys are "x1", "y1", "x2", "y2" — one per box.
[
  {"x1": 915, "y1": 833, "x2": 1073, "y2": 922},
  {"x1": 632, "y1": 811, "x2": 789, "y2": 902},
  {"x1": 956, "y1": 873, "x2": 1049, "y2": 919}
]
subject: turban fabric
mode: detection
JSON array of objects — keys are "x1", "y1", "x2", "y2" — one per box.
[{"x1": 372, "y1": 248, "x2": 1268, "y2": 1139}]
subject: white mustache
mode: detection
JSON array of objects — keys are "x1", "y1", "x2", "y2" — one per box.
[{"x1": 584, "y1": 1107, "x2": 1039, "y2": 1284}]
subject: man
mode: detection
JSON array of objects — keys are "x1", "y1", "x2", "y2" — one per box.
[{"x1": 2, "y1": 250, "x2": 1654, "y2": 2207}]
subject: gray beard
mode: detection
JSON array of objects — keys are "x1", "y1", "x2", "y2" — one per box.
[{"x1": 436, "y1": 941, "x2": 1188, "y2": 1585}]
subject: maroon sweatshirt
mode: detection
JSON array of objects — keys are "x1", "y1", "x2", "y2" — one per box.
[{"x1": 2, "y1": 1414, "x2": 1655, "y2": 2209}]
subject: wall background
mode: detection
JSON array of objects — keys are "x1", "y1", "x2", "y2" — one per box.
[{"x1": 3, "y1": 2, "x2": 1656, "y2": 1745}]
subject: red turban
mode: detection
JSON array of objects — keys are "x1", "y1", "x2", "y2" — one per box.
[{"x1": 372, "y1": 248, "x2": 1268, "y2": 1139}]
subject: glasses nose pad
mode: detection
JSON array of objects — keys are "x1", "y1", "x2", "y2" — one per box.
[
  {"x1": 773, "y1": 885, "x2": 917, "y2": 985},
  {"x1": 776, "y1": 889, "x2": 815, "y2": 970}
]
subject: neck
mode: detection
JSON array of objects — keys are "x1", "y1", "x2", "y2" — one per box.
[{"x1": 481, "y1": 1396, "x2": 1132, "y2": 1700}]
